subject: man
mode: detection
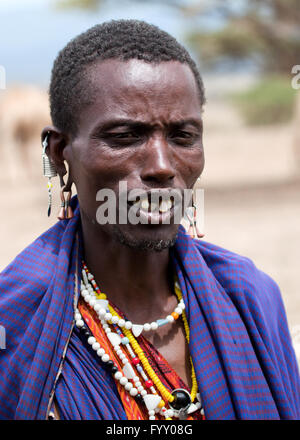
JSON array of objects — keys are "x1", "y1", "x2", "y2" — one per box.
[{"x1": 0, "y1": 19, "x2": 299, "y2": 420}]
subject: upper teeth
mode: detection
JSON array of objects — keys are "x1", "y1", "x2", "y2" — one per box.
[
  {"x1": 140, "y1": 198, "x2": 150, "y2": 211},
  {"x1": 132, "y1": 197, "x2": 172, "y2": 213},
  {"x1": 159, "y1": 200, "x2": 173, "y2": 213},
  {"x1": 150, "y1": 202, "x2": 160, "y2": 212}
]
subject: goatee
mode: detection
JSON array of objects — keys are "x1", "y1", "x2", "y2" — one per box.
[{"x1": 111, "y1": 225, "x2": 178, "y2": 252}]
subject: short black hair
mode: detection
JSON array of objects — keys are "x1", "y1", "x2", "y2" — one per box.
[{"x1": 49, "y1": 19, "x2": 205, "y2": 136}]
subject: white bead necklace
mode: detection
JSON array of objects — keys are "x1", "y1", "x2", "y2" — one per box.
[
  {"x1": 75, "y1": 305, "x2": 183, "y2": 420},
  {"x1": 76, "y1": 267, "x2": 204, "y2": 420},
  {"x1": 76, "y1": 263, "x2": 204, "y2": 420},
  {"x1": 81, "y1": 267, "x2": 185, "y2": 337}
]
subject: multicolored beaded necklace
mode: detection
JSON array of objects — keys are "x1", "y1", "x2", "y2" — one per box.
[{"x1": 74, "y1": 261, "x2": 204, "y2": 420}]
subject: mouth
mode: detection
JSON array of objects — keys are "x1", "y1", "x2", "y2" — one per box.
[{"x1": 126, "y1": 189, "x2": 180, "y2": 225}]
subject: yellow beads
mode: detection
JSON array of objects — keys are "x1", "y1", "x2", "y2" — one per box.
[
  {"x1": 174, "y1": 281, "x2": 198, "y2": 402},
  {"x1": 96, "y1": 292, "x2": 107, "y2": 300},
  {"x1": 108, "y1": 303, "x2": 175, "y2": 403},
  {"x1": 123, "y1": 324, "x2": 175, "y2": 403},
  {"x1": 158, "y1": 400, "x2": 165, "y2": 408},
  {"x1": 104, "y1": 280, "x2": 197, "y2": 408}
]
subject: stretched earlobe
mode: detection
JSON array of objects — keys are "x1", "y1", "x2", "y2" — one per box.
[{"x1": 58, "y1": 185, "x2": 74, "y2": 220}]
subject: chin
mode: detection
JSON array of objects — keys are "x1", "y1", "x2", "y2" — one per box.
[{"x1": 111, "y1": 224, "x2": 179, "y2": 252}]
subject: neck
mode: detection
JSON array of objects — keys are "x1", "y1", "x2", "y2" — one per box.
[{"x1": 80, "y1": 218, "x2": 177, "y2": 323}]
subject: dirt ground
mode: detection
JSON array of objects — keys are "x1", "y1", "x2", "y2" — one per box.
[{"x1": 0, "y1": 92, "x2": 299, "y2": 364}]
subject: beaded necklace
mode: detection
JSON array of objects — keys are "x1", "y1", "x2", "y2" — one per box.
[
  {"x1": 75, "y1": 262, "x2": 204, "y2": 420},
  {"x1": 81, "y1": 262, "x2": 185, "y2": 338}
]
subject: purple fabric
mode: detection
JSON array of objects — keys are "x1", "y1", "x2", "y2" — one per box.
[
  {"x1": 0, "y1": 197, "x2": 299, "y2": 419},
  {"x1": 53, "y1": 326, "x2": 127, "y2": 420}
]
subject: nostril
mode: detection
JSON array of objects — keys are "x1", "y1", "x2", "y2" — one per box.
[{"x1": 142, "y1": 172, "x2": 175, "y2": 185}]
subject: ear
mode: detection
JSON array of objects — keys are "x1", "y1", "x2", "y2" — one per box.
[{"x1": 41, "y1": 125, "x2": 70, "y2": 182}]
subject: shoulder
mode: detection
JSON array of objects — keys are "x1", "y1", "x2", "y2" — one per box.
[
  {"x1": 0, "y1": 217, "x2": 74, "y2": 363},
  {"x1": 175, "y1": 228, "x2": 283, "y2": 318},
  {"x1": 192, "y1": 238, "x2": 289, "y2": 342},
  {"x1": 193, "y1": 239, "x2": 294, "y2": 362},
  {"x1": 0, "y1": 218, "x2": 77, "y2": 420},
  {"x1": 195, "y1": 239, "x2": 281, "y2": 305},
  {"x1": 0, "y1": 194, "x2": 80, "y2": 290},
  {"x1": 194, "y1": 238, "x2": 300, "y2": 417},
  {"x1": 0, "y1": 220, "x2": 67, "y2": 301}
]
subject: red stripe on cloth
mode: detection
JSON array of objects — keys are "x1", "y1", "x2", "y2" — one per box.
[{"x1": 78, "y1": 297, "x2": 204, "y2": 420}]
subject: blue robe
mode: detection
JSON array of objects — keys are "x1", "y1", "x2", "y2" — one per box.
[{"x1": 0, "y1": 198, "x2": 299, "y2": 419}]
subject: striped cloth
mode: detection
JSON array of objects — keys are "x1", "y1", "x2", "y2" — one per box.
[
  {"x1": 0, "y1": 196, "x2": 299, "y2": 419},
  {"x1": 52, "y1": 297, "x2": 204, "y2": 420}
]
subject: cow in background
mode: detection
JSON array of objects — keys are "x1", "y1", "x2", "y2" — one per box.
[{"x1": 0, "y1": 85, "x2": 50, "y2": 183}]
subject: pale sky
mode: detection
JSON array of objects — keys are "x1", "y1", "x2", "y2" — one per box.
[{"x1": 0, "y1": 0, "x2": 186, "y2": 86}]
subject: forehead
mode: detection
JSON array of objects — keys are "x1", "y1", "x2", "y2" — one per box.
[{"x1": 77, "y1": 59, "x2": 202, "y2": 133}]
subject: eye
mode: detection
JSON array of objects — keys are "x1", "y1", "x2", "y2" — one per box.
[
  {"x1": 169, "y1": 130, "x2": 198, "y2": 145},
  {"x1": 171, "y1": 130, "x2": 193, "y2": 138},
  {"x1": 104, "y1": 131, "x2": 142, "y2": 146},
  {"x1": 178, "y1": 131, "x2": 192, "y2": 137},
  {"x1": 111, "y1": 132, "x2": 137, "y2": 138}
]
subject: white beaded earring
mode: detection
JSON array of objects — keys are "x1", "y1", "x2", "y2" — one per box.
[{"x1": 42, "y1": 132, "x2": 57, "y2": 216}]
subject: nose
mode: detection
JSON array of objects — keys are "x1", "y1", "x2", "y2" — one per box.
[{"x1": 140, "y1": 135, "x2": 176, "y2": 185}]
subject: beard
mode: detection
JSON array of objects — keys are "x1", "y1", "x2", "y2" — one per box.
[{"x1": 111, "y1": 225, "x2": 178, "y2": 252}]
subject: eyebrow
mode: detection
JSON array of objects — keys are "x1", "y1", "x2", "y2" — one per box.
[{"x1": 170, "y1": 119, "x2": 203, "y2": 130}]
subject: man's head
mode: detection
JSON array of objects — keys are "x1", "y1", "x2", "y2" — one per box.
[
  {"x1": 44, "y1": 20, "x2": 205, "y2": 252},
  {"x1": 49, "y1": 19, "x2": 206, "y2": 138}
]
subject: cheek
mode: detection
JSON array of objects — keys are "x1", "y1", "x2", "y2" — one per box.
[
  {"x1": 69, "y1": 141, "x2": 139, "y2": 196},
  {"x1": 179, "y1": 147, "x2": 205, "y2": 187}
]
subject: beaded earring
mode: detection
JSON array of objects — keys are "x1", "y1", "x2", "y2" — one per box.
[
  {"x1": 42, "y1": 131, "x2": 74, "y2": 220},
  {"x1": 42, "y1": 132, "x2": 57, "y2": 217}
]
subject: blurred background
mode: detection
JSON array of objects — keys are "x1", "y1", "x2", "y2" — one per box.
[{"x1": 0, "y1": 0, "x2": 299, "y2": 362}]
